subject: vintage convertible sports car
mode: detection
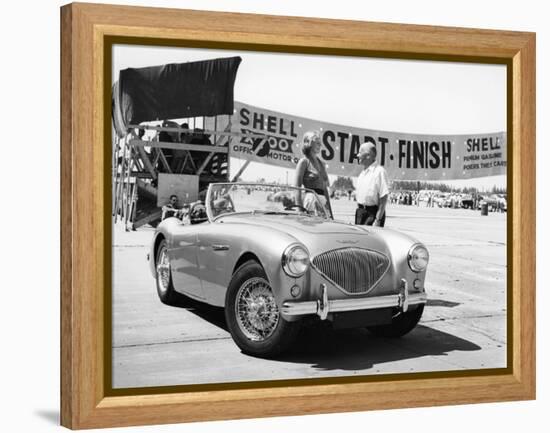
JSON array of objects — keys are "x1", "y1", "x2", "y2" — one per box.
[{"x1": 149, "y1": 183, "x2": 429, "y2": 357}]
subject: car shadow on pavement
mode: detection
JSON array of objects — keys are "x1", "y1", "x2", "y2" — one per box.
[
  {"x1": 426, "y1": 298, "x2": 461, "y2": 308},
  {"x1": 169, "y1": 296, "x2": 482, "y2": 373},
  {"x1": 274, "y1": 323, "x2": 481, "y2": 371},
  {"x1": 171, "y1": 294, "x2": 229, "y2": 332}
]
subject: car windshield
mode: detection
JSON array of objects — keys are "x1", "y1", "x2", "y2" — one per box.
[{"x1": 206, "y1": 183, "x2": 330, "y2": 220}]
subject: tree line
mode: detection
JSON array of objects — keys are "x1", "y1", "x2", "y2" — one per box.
[{"x1": 330, "y1": 176, "x2": 506, "y2": 195}]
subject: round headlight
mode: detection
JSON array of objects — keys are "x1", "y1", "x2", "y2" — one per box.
[
  {"x1": 282, "y1": 245, "x2": 310, "y2": 277},
  {"x1": 408, "y1": 244, "x2": 429, "y2": 272}
]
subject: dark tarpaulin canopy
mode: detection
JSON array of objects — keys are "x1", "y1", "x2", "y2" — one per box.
[{"x1": 112, "y1": 56, "x2": 242, "y2": 137}]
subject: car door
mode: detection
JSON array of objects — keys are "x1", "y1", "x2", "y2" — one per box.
[
  {"x1": 196, "y1": 223, "x2": 234, "y2": 307},
  {"x1": 169, "y1": 225, "x2": 205, "y2": 300}
]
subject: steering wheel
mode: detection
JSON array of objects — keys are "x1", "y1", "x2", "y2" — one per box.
[{"x1": 284, "y1": 204, "x2": 308, "y2": 212}]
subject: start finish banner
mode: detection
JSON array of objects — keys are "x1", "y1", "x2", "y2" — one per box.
[{"x1": 217, "y1": 101, "x2": 506, "y2": 180}]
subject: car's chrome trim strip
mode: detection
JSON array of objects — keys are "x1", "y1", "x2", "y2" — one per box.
[
  {"x1": 282, "y1": 284, "x2": 427, "y2": 318},
  {"x1": 211, "y1": 244, "x2": 230, "y2": 251}
]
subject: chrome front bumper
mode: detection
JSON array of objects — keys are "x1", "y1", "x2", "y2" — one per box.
[{"x1": 282, "y1": 279, "x2": 427, "y2": 320}]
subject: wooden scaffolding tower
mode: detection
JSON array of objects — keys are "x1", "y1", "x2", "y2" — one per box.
[{"x1": 112, "y1": 116, "x2": 239, "y2": 230}]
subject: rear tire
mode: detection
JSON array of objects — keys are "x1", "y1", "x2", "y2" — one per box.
[
  {"x1": 367, "y1": 304, "x2": 424, "y2": 338},
  {"x1": 225, "y1": 260, "x2": 300, "y2": 357},
  {"x1": 155, "y1": 240, "x2": 183, "y2": 305}
]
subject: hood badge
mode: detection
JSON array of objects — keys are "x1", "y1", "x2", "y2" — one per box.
[{"x1": 336, "y1": 240, "x2": 359, "y2": 245}]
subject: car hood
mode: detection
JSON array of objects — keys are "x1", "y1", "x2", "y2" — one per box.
[
  {"x1": 218, "y1": 213, "x2": 366, "y2": 235},
  {"x1": 216, "y1": 213, "x2": 419, "y2": 256}
]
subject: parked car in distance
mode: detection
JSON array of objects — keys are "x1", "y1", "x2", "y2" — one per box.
[
  {"x1": 459, "y1": 193, "x2": 474, "y2": 209},
  {"x1": 433, "y1": 193, "x2": 448, "y2": 208},
  {"x1": 478, "y1": 194, "x2": 503, "y2": 212}
]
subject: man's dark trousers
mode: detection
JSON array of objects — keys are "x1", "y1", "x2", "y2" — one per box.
[{"x1": 355, "y1": 204, "x2": 386, "y2": 227}]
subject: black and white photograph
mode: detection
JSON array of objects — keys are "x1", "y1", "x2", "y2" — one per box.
[{"x1": 111, "y1": 44, "x2": 507, "y2": 389}]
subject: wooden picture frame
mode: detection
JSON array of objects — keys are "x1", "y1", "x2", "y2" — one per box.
[{"x1": 60, "y1": 2, "x2": 535, "y2": 429}]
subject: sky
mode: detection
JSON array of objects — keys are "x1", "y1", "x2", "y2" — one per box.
[{"x1": 113, "y1": 44, "x2": 507, "y2": 191}]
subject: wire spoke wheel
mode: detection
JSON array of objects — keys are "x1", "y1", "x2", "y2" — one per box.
[
  {"x1": 154, "y1": 239, "x2": 185, "y2": 306},
  {"x1": 235, "y1": 277, "x2": 280, "y2": 342},
  {"x1": 226, "y1": 260, "x2": 300, "y2": 356},
  {"x1": 156, "y1": 247, "x2": 171, "y2": 296}
]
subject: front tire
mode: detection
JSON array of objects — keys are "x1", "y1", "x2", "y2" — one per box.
[
  {"x1": 367, "y1": 304, "x2": 424, "y2": 338},
  {"x1": 225, "y1": 260, "x2": 300, "y2": 357}
]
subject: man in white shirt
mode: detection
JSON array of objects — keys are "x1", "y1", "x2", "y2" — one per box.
[
  {"x1": 355, "y1": 142, "x2": 390, "y2": 227},
  {"x1": 162, "y1": 194, "x2": 183, "y2": 220}
]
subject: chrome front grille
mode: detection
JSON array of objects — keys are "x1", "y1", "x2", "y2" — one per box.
[{"x1": 311, "y1": 248, "x2": 390, "y2": 295}]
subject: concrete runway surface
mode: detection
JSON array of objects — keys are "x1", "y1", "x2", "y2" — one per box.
[{"x1": 112, "y1": 201, "x2": 507, "y2": 388}]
